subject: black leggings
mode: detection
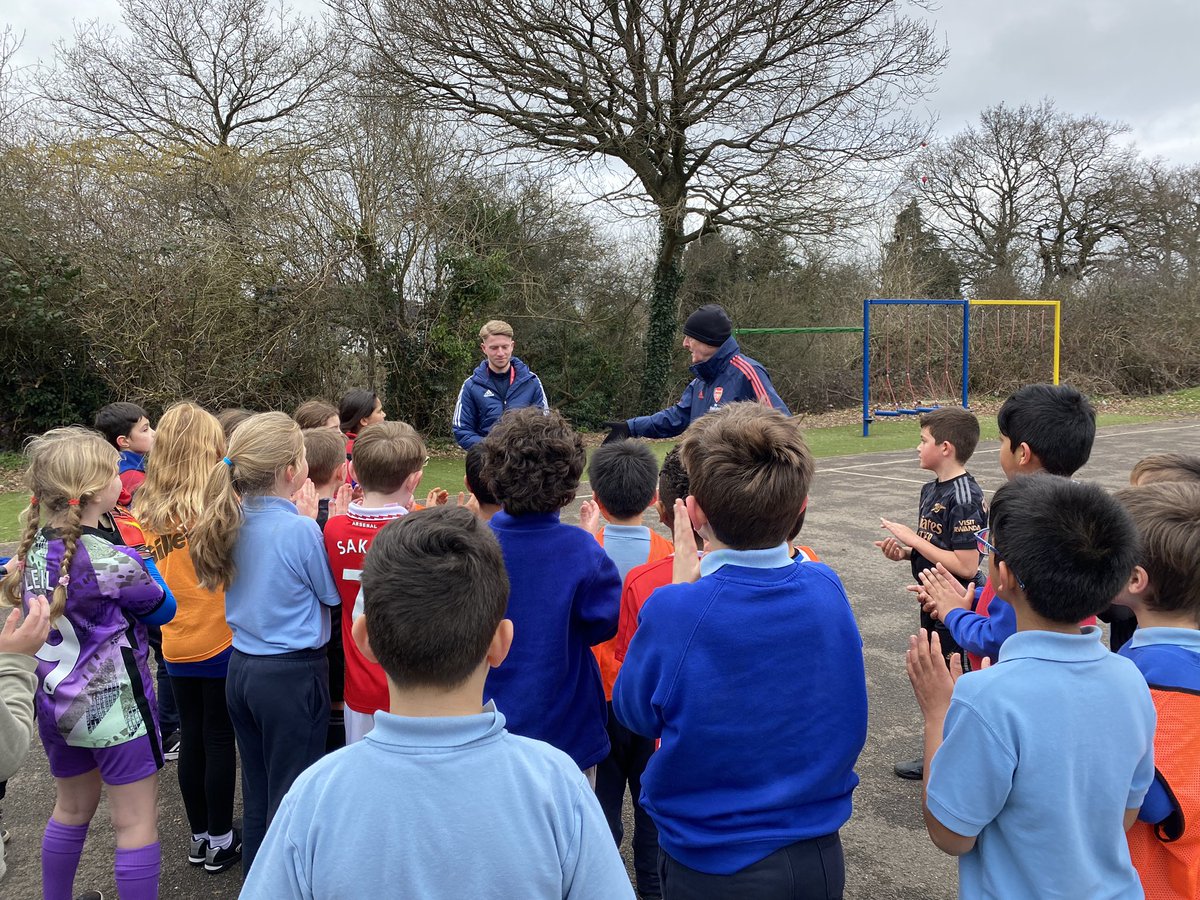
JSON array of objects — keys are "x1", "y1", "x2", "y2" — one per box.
[{"x1": 170, "y1": 675, "x2": 237, "y2": 837}]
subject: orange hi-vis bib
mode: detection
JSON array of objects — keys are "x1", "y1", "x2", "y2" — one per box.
[
  {"x1": 1127, "y1": 685, "x2": 1200, "y2": 899},
  {"x1": 591, "y1": 528, "x2": 673, "y2": 700}
]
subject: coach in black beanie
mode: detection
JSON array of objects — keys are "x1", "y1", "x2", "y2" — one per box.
[
  {"x1": 682, "y1": 304, "x2": 733, "y2": 347},
  {"x1": 603, "y1": 303, "x2": 790, "y2": 443}
]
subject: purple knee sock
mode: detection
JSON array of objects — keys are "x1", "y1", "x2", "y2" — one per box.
[
  {"x1": 114, "y1": 842, "x2": 160, "y2": 900},
  {"x1": 42, "y1": 818, "x2": 89, "y2": 900}
]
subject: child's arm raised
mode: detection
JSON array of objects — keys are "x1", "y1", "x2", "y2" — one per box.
[
  {"x1": 573, "y1": 547, "x2": 621, "y2": 647},
  {"x1": 298, "y1": 523, "x2": 341, "y2": 608},
  {"x1": 109, "y1": 545, "x2": 175, "y2": 626},
  {"x1": 880, "y1": 518, "x2": 978, "y2": 580},
  {"x1": 907, "y1": 629, "x2": 995, "y2": 857},
  {"x1": 911, "y1": 565, "x2": 1014, "y2": 661}
]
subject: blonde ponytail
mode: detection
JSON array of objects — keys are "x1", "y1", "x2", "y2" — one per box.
[
  {"x1": 189, "y1": 412, "x2": 305, "y2": 591},
  {"x1": 190, "y1": 456, "x2": 243, "y2": 590},
  {"x1": 48, "y1": 504, "x2": 84, "y2": 620}
]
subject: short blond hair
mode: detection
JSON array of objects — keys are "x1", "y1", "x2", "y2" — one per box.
[
  {"x1": 1116, "y1": 482, "x2": 1200, "y2": 618},
  {"x1": 479, "y1": 320, "x2": 514, "y2": 342}
]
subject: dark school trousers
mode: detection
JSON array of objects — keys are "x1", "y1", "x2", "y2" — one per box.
[
  {"x1": 226, "y1": 647, "x2": 329, "y2": 873},
  {"x1": 171, "y1": 674, "x2": 237, "y2": 837},
  {"x1": 595, "y1": 703, "x2": 661, "y2": 899},
  {"x1": 658, "y1": 832, "x2": 845, "y2": 900}
]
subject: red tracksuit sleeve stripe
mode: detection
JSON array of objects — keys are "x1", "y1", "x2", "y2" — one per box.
[{"x1": 731, "y1": 356, "x2": 770, "y2": 402}]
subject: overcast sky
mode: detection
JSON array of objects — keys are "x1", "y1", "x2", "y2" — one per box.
[{"x1": 7, "y1": 0, "x2": 1200, "y2": 164}]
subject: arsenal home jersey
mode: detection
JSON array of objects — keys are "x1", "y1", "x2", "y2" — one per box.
[{"x1": 322, "y1": 503, "x2": 408, "y2": 715}]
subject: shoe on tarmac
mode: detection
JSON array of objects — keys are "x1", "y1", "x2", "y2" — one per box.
[
  {"x1": 893, "y1": 756, "x2": 924, "y2": 780},
  {"x1": 205, "y1": 829, "x2": 243, "y2": 874}
]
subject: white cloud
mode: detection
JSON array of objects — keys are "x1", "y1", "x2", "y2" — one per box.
[{"x1": 921, "y1": 0, "x2": 1200, "y2": 162}]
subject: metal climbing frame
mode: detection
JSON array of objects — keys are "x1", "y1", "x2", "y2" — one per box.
[
  {"x1": 862, "y1": 299, "x2": 968, "y2": 437},
  {"x1": 861, "y1": 298, "x2": 1061, "y2": 436}
]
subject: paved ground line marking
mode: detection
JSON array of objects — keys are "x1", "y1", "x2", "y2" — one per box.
[{"x1": 817, "y1": 471, "x2": 930, "y2": 486}]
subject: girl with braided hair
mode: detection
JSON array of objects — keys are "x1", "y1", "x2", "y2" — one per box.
[{"x1": 0, "y1": 426, "x2": 175, "y2": 900}]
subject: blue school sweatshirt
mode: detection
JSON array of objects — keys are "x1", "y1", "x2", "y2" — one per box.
[
  {"x1": 613, "y1": 545, "x2": 868, "y2": 874},
  {"x1": 485, "y1": 511, "x2": 622, "y2": 770}
]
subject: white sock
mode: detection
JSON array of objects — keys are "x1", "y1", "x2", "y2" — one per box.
[
  {"x1": 192, "y1": 832, "x2": 209, "y2": 844},
  {"x1": 209, "y1": 830, "x2": 233, "y2": 851}
]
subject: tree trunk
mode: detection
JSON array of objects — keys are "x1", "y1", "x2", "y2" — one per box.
[{"x1": 638, "y1": 214, "x2": 684, "y2": 412}]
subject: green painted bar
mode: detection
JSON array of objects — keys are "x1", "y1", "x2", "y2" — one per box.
[{"x1": 734, "y1": 327, "x2": 864, "y2": 335}]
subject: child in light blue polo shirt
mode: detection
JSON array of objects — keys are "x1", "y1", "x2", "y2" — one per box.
[
  {"x1": 242, "y1": 506, "x2": 633, "y2": 900},
  {"x1": 907, "y1": 475, "x2": 1156, "y2": 899}
]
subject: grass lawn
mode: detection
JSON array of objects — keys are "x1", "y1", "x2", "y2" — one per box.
[
  {"x1": 0, "y1": 492, "x2": 25, "y2": 547},
  {"x1": 2, "y1": 389, "x2": 1197, "y2": 544}
]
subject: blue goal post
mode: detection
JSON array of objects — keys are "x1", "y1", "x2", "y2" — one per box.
[{"x1": 862, "y1": 299, "x2": 969, "y2": 437}]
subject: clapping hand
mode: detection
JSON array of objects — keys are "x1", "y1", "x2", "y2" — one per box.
[{"x1": 0, "y1": 595, "x2": 52, "y2": 656}]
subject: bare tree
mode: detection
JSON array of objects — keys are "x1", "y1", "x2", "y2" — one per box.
[
  {"x1": 42, "y1": 0, "x2": 346, "y2": 154},
  {"x1": 1124, "y1": 161, "x2": 1200, "y2": 283},
  {"x1": 0, "y1": 26, "x2": 28, "y2": 145},
  {"x1": 915, "y1": 101, "x2": 1138, "y2": 293},
  {"x1": 1032, "y1": 113, "x2": 1137, "y2": 284},
  {"x1": 911, "y1": 103, "x2": 1051, "y2": 294},
  {"x1": 334, "y1": 0, "x2": 945, "y2": 408}
]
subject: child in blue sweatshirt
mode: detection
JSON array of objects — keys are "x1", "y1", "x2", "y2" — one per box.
[
  {"x1": 614, "y1": 403, "x2": 868, "y2": 897},
  {"x1": 479, "y1": 408, "x2": 622, "y2": 777}
]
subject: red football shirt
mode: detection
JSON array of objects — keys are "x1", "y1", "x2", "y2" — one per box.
[{"x1": 322, "y1": 504, "x2": 408, "y2": 715}]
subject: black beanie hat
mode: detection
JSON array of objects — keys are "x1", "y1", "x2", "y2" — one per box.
[{"x1": 682, "y1": 304, "x2": 732, "y2": 347}]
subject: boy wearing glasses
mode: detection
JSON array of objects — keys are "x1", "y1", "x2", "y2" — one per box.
[
  {"x1": 907, "y1": 475, "x2": 1154, "y2": 899},
  {"x1": 876, "y1": 406, "x2": 985, "y2": 780},
  {"x1": 919, "y1": 384, "x2": 1097, "y2": 672}
]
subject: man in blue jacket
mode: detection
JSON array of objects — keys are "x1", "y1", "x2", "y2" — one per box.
[
  {"x1": 605, "y1": 304, "x2": 789, "y2": 443},
  {"x1": 452, "y1": 320, "x2": 549, "y2": 449}
]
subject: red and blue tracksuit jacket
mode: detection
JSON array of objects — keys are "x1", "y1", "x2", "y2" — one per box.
[{"x1": 627, "y1": 337, "x2": 789, "y2": 439}]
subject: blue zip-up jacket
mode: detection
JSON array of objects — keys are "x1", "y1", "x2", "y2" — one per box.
[
  {"x1": 117, "y1": 449, "x2": 146, "y2": 476},
  {"x1": 452, "y1": 357, "x2": 548, "y2": 449},
  {"x1": 626, "y1": 337, "x2": 789, "y2": 439}
]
